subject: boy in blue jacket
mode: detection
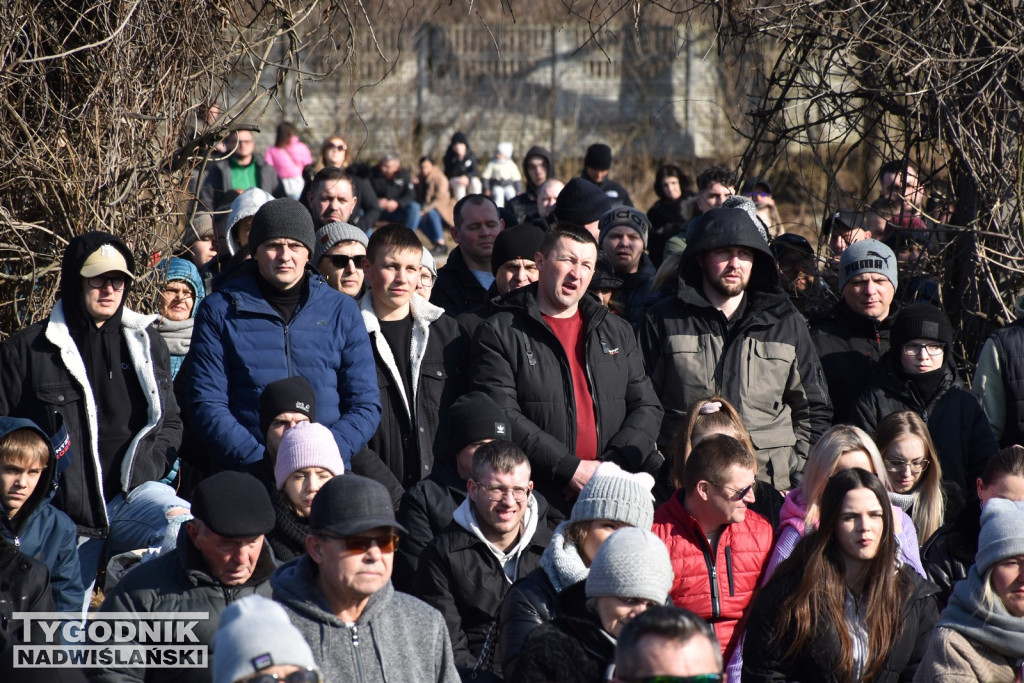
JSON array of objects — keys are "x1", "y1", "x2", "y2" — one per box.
[{"x1": 0, "y1": 416, "x2": 84, "y2": 611}]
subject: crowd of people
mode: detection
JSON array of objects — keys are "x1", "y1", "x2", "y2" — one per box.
[{"x1": 1, "y1": 128, "x2": 1023, "y2": 683}]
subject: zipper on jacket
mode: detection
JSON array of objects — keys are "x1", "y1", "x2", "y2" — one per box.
[
  {"x1": 350, "y1": 625, "x2": 367, "y2": 682},
  {"x1": 700, "y1": 539, "x2": 721, "y2": 619},
  {"x1": 583, "y1": 335, "x2": 602, "y2": 451},
  {"x1": 725, "y1": 546, "x2": 735, "y2": 596},
  {"x1": 284, "y1": 325, "x2": 293, "y2": 376}
]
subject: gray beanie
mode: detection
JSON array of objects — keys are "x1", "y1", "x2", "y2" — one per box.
[
  {"x1": 248, "y1": 197, "x2": 316, "y2": 256},
  {"x1": 212, "y1": 595, "x2": 318, "y2": 683},
  {"x1": 569, "y1": 462, "x2": 655, "y2": 529},
  {"x1": 585, "y1": 527, "x2": 674, "y2": 604},
  {"x1": 976, "y1": 498, "x2": 1024, "y2": 576},
  {"x1": 314, "y1": 221, "x2": 368, "y2": 263},
  {"x1": 838, "y1": 239, "x2": 898, "y2": 291},
  {"x1": 598, "y1": 207, "x2": 651, "y2": 250}
]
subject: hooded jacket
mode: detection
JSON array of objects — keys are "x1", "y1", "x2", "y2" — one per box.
[
  {"x1": 469, "y1": 282, "x2": 664, "y2": 515},
  {"x1": 0, "y1": 232, "x2": 181, "y2": 537},
  {"x1": 186, "y1": 260, "x2": 381, "y2": 470},
  {"x1": 359, "y1": 292, "x2": 467, "y2": 490},
  {"x1": 640, "y1": 208, "x2": 832, "y2": 489},
  {"x1": 271, "y1": 555, "x2": 460, "y2": 683},
  {"x1": 0, "y1": 417, "x2": 84, "y2": 612},
  {"x1": 154, "y1": 257, "x2": 205, "y2": 379},
  {"x1": 850, "y1": 354, "x2": 997, "y2": 493},
  {"x1": 507, "y1": 146, "x2": 553, "y2": 224},
  {"x1": 393, "y1": 464, "x2": 467, "y2": 591},
  {"x1": 413, "y1": 494, "x2": 553, "y2": 676},
  {"x1": 90, "y1": 525, "x2": 276, "y2": 683}
]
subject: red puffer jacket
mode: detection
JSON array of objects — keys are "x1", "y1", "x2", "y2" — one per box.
[{"x1": 652, "y1": 490, "x2": 773, "y2": 660}]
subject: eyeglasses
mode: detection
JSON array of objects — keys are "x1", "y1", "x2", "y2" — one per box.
[
  {"x1": 326, "y1": 254, "x2": 364, "y2": 270},
  {"x1": 883, "y1": 458, "x2": 929, "y2": 474},
  {"x1": 325, "y1": 143, "x2": 347, "y2": 151},
  {"x1": 161, "y1": 287, "x2": 194, "y2": 299},
  {"x1": 902, "y1": 343, "x2": 943, "y2": 356},
  {"x1": 237, "y1": 669, "x2": 322, "y2": 683},
  {"x1": 472, "y1": 481, "x2": 532, "y2": 502},
  {"x1": 619, "y1": 675, "x2": 723, "y2": 683},
  {"x1": 85, "y1": 276, "x2": 126, "y2": 291},
  {"x1": 319, "y1": 533, "x2": 400, "y2": 554},
  {"x1": 708, "y1": 481, "x2": 755, "y2": 500},
  {"x1": 420, "y1": 274, "x2": 435, "y2": 287}
]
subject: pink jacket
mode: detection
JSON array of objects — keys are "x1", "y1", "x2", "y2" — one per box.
[{"x1": 264, "y1": 136, "x2": 312, "y2": 180}]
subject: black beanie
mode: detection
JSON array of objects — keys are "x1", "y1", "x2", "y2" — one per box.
[
  {"x1": 552, "y1": 178, "x2": 613, "y2": 226},
  {"x1": 449, "y1": 392, "x2": 510, "y2": 451},
  {"x1": 584, "y1": 143, "x2": 613, "y2": 170},
  {"x1": 259, "y1": 376, "x2": 317, "y2": 437},
  {"x1": 248, "y1": 198, "x2": 316, "y2": 256},
  {"x1": 451, "y1": 131, "x2": 469, "y2": 145},
  {"x1": 191, "y1": 471, "x2": 275, "y2": 538},
  {"x1": 891, "y1": 304, "x2": 954, "y2": 351},
  {"x1": 490, "y1": 223, "x2": 546, "y2": 275}
]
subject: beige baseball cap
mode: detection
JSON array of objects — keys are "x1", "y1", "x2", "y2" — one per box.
[{"x1": 80, "y1": 244, "x2": 134, "y2": 279}]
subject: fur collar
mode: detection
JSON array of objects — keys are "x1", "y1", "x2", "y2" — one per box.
[{"x1": 358, "y1": 292, "x2": 444, "y2": 419}]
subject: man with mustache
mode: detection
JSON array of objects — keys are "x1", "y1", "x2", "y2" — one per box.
[{"x1": 640, "y1": 205, "x2": 832, "y2": 491}]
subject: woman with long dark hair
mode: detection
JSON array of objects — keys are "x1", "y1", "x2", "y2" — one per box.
[{"x1": 743, "y1": 468, "x2": 939, "y2": 682}]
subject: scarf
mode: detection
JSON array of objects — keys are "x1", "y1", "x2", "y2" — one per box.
[
  {"x1": 156, "y1": 317, "x2": 194, "y2": 358},
  {"x1": 267, "y1": 491, "x2": 311, "y2": 563},
  {"x1": 539, "y1": 521, "x2": 589, "y2": 592},
  {"x1": 889, "y1": 490, "x2": 918, "y2": 514},
  {"x1": 941, "y1": 565, "x2": 1024, "y2": 659}
]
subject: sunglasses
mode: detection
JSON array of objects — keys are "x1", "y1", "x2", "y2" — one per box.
[
  {"x1": 237, "y1": 669, "x2": 321, "y2": 683},
  {"x1": 86, "y1": 276, "x2": 126, "y2": 291},
  {"x1": 325, "y1": 143, "x2": 347, "y2": 151},
  {"x1": 319, "y1": 533, "x2": 400, "y2": 554},
  {"x1": 325, "y1": 254, "x2": 364, "y2": 270}
]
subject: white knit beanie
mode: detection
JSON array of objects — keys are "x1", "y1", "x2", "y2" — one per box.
[
  {"x1": 585, "y1": 527, "x2": 674, "y2": 605},
  {"x1": 274, "y1": 421, "x2": 344, "y2": 490},
  {"x1": 212, "y1": 595, "x2": 318, "y2": 683},
  {"x1": 569, "y1": 462, "x2": 655, "y2": 530}
]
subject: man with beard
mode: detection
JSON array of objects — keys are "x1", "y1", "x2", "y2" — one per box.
[{"x1": 640, "y1": 207, "x2": 832, "y2": 491}]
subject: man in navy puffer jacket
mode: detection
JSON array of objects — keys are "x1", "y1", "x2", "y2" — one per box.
[{"x1": 187, "y1": 198, "x2": 381, "y2": 471}]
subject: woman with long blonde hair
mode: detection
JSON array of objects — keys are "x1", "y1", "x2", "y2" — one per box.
[{"x1": 874, "y1": 411, "x2": 949, "y2": 546}]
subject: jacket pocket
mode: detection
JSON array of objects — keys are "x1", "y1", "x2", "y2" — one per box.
[{"x1": 743, "y1": 339, "x2": 796, "y2": 414}]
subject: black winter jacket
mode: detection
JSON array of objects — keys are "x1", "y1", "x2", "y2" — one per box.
[
  {"x1": 614, "y1": 253, "x2": 657, "y2": 330},
  {"x1": 850, "y1": 358, "x2": 997, "y2": 493},
  {"x1": 432, "y1": 246, "x2": 492, "y2": 317},
  {"x1": 581, "y1": 172, "x2": 634, "y2": 208},
  {"x1": 413, "y1": 501, "x2": 554, "y2": 676},
  {"x1": 920, "y1": 501, "x2": 980, "y2": 610},
  {"x1": 507, "y1": 146, "x2": 553, "y2": 224},
  {"x1": 359, "y1": 294, "x2": 467, "y2": 490},
  {"x1": 90, "y1": 527, "x2": 276, "y2": 683},
  {"x1": 811, "y1": 300, "x2": 901, "y2": 423},
  {"x1": 370, "y1": 165, "x2": 416, "y2": 209},
  {"x1": 510, "y1": 581, "x2": 613, "y2": 683},
  {"x1": 640, "y1": 208, "x2": 832, "y2": 490},
  {"x1": 470, "y1": 283, "x2": 664, "y2": 514},
  {"x1": 393, "y1": 466, "x2": 467, "y2": 592},
  {"x1": 0, "y1": 540, "x2": 53, "y2": 645},
  {"x1": 0, "y1": 233, "x2": 181, "y2": 537},
  {"x1": 742, "y1": 565, "x2": 940, "y2": 683}
]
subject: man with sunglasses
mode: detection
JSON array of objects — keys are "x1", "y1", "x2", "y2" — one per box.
[
  {"x1": 413, "y1": 441, "x2": 553, "y2": 679},
  {"x1": 651, "y1": 435, "x2": 772, "y2": 674},
  {"x1": 613, "y1": 606, "x2": 723, "y2": 683},
  {"x1": 0, "y1": 232, "x2": 185, "y2": 599},
  {"x1": 313, "y1": 221, "x2": 367, "y2": 299},
  {"x1": 271, "y1": 474, "x2": 460, "y2": 682}
]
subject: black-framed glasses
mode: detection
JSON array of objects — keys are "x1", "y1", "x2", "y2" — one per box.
[
  {"x1": 420, "y1": 273, "x2": 435, "y2": 287},
  {"x1": 902, "y1": 342, "x2": 943, "y2": 356},
  {"x1": 85, "y1": 276, "x2": 126, "y2": 291},
  {"x1": 472, "y1": 481, "x2": 532, "y2": 502},
  {"x1": 618, "y1": 675, "x2": 723, "y2": 683},
  {"x1": 237, "y1": 669, "x2": 322, "y2": 683},
  {"x1": 326, "y1": 254, "x2": 364, "y2": 270},
  {"x1": 883, "y1": 458, "x2": 930, "y2": 474},
  {"x1": 708, "y1": 481, "x2": 755, "y2": 500}
]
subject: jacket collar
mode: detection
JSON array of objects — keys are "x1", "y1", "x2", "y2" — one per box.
[
  {"x1": 492, "y1": 282, "x2": 609, "y2": 334},
  {"x1": 177, "y1": 525, "x2": 277, "y2": 587}
]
